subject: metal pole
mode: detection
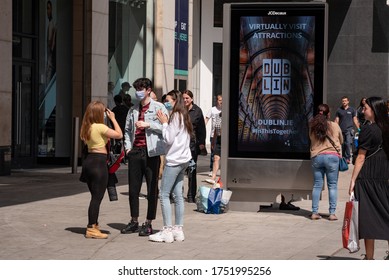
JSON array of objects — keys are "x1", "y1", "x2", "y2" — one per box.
[{"x1": 72, "y1": 117, "x2": 80, "y2": 174}]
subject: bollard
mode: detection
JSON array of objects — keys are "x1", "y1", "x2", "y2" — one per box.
[{"x1": 72, "y1": 117, "x2": 80, "y2": 174}]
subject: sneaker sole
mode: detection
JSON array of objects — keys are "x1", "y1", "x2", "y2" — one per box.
[
  {"x1": 120, "y1": 228, "x2": 139, "y2": 234},
  {"x1": 139, "y1": 231, "x2": 153, "y2": 236},
  {"x1": 149, "y1": 238, "x2": 174, "y2": 243}
]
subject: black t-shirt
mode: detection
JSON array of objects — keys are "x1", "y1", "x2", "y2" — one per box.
[
  {"x1": 358, "y1": 123, "x2": 382, "y2": 156},
  {"x1": 336, "y1": 106, "x2": 356, "y2": 132}
]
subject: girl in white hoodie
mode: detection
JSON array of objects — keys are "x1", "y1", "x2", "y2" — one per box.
[{"x1": 149, "y1": 90, "x2": 193, "y2": 243}]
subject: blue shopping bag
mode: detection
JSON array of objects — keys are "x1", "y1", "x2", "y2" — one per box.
[{"x1": 207, "y1": 187, "x2": 223, "y2": 214}]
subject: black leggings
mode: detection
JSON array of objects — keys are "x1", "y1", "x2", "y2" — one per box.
[{"x1": 82, "y1": 153, "x2": 108, "y2": 225}]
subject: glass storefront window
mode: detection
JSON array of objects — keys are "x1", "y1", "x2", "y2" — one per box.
[
  {"x1": 38, "y1": 0, "x2": 58, "y2": 157},
  {"x1": 108, "y1": 0, "x2": 149, "y2": 94}
]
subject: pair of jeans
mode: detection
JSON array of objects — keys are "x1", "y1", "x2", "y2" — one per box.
[
  {"x1": 342, "y1": 129, "x2": 354, "y2": 161},
  {"x1": 127, "y1": 147, "x2": 160, "y2": 220},
  {"x1": 311, "y1": 154, "x2": 339, "y2": 215},
  {"x1": 160, "y1": 162, "x2": 189, "y2": 227}
]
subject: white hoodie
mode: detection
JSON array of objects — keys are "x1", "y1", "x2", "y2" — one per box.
[{"x1": 162, "y1": 113, "x2": 191, "y2": 166}]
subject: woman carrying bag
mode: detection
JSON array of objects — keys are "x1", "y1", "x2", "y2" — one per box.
[
  {"x1": 309, "y1": 104, "x2": 343, "y2": 220},
  {"x1": 80, "y1": 101, "x2": 122, "y2": 239},
  {"x1": 348, "y1": 96, "x2": 389, "y2": 260}
]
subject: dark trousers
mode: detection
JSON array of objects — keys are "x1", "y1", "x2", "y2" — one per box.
[
  {"x1": 209, "y1": 137, "x2": 214, "y2": 171},
  {"x1": 82, "y1": 153, "x2": 108, "y2": 226},
  {"x1": 127, "y1": 147, "x2": 160, "y2": 221},
  {"x1": 342, "y1": 129, "x2": 354, "y2": 161},
  {"x1": 187, "y1": 149, "x2": 198, "y2": 200}
]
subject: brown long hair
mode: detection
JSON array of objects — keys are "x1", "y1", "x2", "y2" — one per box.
[
  {"x1": 310, "y1": 104, "x2": 332, "y2": 142},
  {"x1": 80, "y1": 101, "x2": 105, "y2": 141},
  {"x1": 166, "y1": 90, "x2": 193, "y2": 136}
]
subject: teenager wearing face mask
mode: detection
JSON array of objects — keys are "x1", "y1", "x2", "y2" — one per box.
[
  {"x1": 149, "y1": 90, "x2": 193, "y2": 243},
  {"x1": 121, "y1": 78, "x2": 168, "y2": 237}
]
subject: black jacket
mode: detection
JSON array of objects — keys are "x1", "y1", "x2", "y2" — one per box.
[{"x1": 188, "y1": 103, "x2": 206, "y2": 154}]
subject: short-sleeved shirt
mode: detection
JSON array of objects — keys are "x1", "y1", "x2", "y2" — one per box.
[
  {"x1": 206, "y1": 106, "x2": 222, "y2": 137},
  {"x1": 335, "y1": 106, "x2": 357, "y2": 132},
  {"x1": 358, "y1": 123, "x2": 382, "y2": 156},
  {"x1": 86, "y1": 123, "x2": 109, "y2": 150}
]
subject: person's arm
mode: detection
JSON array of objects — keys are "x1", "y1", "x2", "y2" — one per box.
[
  {"x1": 124, "y1": 109, "x2": 133, "y2": 154},
  {"x1": 145, "y1": 102, "x2": 168, "y2": 133},
  {"x1": 197, "y1": 110, "x2": 207, "y2": 148},
  {"x1": 334, "y1": 116, "x2": 339, "y2": 124},
  {"x1": 157, "y1": 111, "x2": 178, "y2": 145},
  {"x1": 204, "y1": 108, "x2": 212, "y2": 125},
  {"x1": 348, "y1": 148, "x2": 366, "y2": 195},
  {"x1": 105, "y1": 109, "x2": 122, "y2": 139},
  {"x1": 353, "y1": 116, "x2": 360, "y2": 130}
]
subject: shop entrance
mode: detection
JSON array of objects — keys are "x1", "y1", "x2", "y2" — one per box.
[
  {"x1": 12, "y1": 62, "x2": 37, "y2": 168},
  {"x1": 12, "y1": 0, "x2": 38, "y2": 168}
]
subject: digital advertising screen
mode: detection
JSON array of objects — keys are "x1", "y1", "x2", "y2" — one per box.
[{"x1": 227, "y1": 3, "x2": 327, "y2": 159}]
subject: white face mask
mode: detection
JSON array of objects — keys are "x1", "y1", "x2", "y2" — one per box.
[{"x1": 135, "y1": 90, "x2": 146, "y2": 100}]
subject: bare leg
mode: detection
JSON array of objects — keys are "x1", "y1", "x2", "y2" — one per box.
[
  {"x1": 364, "y1": 239, "x2": 375, "y2": 260},
  {"x1": 211, "y1": 155, "x2": 220, "y2": 181}
]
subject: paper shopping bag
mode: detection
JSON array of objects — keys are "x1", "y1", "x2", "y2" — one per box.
[{"x1": 342, "y1": 198, "x2": 359, "y2": 253}]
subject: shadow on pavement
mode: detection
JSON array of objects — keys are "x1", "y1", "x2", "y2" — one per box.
[
  {"x1": 258, "y1": 204, "x2": 313, "y2": 219},
  {"x1": 65, "y1": 227, "x2": 111, "y2": 235},
  {"x1": 107, "y1": 223, "x2": 127, "y2": 231},
  {"x1": 317, "y1": 255, "x2": 361, "y2": 260},
  {"x1": 65, "y1": 227, "x2": 86, "y2": 235},
  {"x1": 0, "y1": 168, "x2": 129, "y2": 207}
]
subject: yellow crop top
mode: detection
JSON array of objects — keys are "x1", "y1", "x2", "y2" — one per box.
[{"x1": 86, "y1": 123, "x2": 109, "y2": 150}]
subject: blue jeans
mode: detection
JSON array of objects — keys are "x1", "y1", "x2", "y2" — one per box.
[
  {"x1": 160, "y1": 162, "x2": 189, "y2": 227},
  {"x1": 311, "y1": 154, "x2": 339, "y2": 215}
]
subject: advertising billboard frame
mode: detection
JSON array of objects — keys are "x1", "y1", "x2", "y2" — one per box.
[{"x1": 221, "y1": 2, "x2": 328, "y2": 210}]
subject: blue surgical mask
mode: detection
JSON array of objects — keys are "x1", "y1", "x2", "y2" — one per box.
[
  {"x1": 135, "y1": 90, "x2": 145, "y2": 100},
  {"x1": 164, "y1": 102, "x2": 173, "y2": 111}
]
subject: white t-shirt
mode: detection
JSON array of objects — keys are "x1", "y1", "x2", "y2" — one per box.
[{"x1": 206, "y1": 106, "x2": 222, "y2": 137}]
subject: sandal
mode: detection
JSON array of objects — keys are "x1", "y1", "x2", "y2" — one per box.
[
  {"x1": 310, "y1": 213, "x2": 322, "y2": 220},
  {"x1": 328, "y1": 214, "x2": 338, "y2": 221}
]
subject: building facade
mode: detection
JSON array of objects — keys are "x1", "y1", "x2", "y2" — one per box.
[{"x1": 0, "y1": 0, "x2": 388, "y2": 175}]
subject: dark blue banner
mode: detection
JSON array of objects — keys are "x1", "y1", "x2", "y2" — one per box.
[{"x1": 174, "y1": 0, "x2": 188, "y2": 75}]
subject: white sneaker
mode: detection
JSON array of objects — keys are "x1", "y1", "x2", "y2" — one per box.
[
  {"x1": 205, "y1": 179, "x2": 215, "y2": 184},
  {"x1": 172, "y1": 226, "x2": 185, "y2": 242},
  {"x1": 148, "y1": 227, "x2": 174, "y2": 243},
  {"x1": 208, "y1": 172, "x2": 213, "y2": 177}
]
